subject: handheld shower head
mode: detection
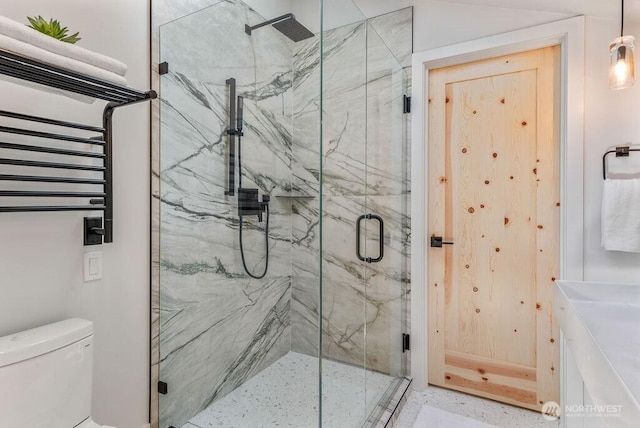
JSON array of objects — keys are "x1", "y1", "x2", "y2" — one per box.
[{"x1": 237, "y1": 96, "x2": 243, "y2": 132}]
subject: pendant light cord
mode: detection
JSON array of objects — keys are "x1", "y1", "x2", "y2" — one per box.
[{"x1": 622, "y1": 0, "x2": 625, "y2": 37}]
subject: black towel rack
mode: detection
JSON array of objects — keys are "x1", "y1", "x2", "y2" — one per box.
[
  {"x1": 602, "y1": 146, "x2": 640, "y2": 179},
  {"x1": 0, "y1": 48, "x2": 156, "y2": 243}
]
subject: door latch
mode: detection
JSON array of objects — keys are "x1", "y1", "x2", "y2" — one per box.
[{"x1": 430, "y1": 236, "x2": 454, "y2": 247}]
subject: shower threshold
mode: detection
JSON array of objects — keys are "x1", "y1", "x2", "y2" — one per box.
[{"x1": 182, "y1": 351, "x2": 402, "y2": 428}]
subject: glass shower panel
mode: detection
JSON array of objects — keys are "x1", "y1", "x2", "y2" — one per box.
[
  {"x1": 319, "y1": 3, "x2": 410, "y2": 425},
  {"x1": 159, "y1": 1, "x2": 308, "y2": 427},
  {"x1": 363, "y1": 21, "x2": 410, "y2": 419},
  {"x1": 320, "y1": 0, "x2": 369, "y2": 426}
]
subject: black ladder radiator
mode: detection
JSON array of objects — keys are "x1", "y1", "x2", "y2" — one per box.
[{"x1": 0, "y1": 48, "x2": 156, "y2": 243}]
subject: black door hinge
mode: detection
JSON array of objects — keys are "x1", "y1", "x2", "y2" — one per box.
[
  {"x1": 403, "y1": 95, "x2": 411, "y2": 113},
  {"x1": 159, "y1": 62, "x2": 169, "y2": 75},
  {"x1": 158, "y1": 381, "x2": 168, "y2": 395},
  {"x1": 402, "y1": 333, "x2": 410, "y2": 352}
]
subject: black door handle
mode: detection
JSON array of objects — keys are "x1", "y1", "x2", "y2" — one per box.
[
  {"x1": 356, "y1": 214, "x2": 384, "y2": 263},
  {"x1": 430, "y1": 236, "x2": 454, "y2": 247},
  {"x1": 369, "y1": 214, "x2": 384, "y2": 263},
  {"x1": 356, "y1": 214, "x2": 366, "y2": 262}
]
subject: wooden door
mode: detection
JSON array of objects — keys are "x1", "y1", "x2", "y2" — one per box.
[{"x1": 427, "y1": 46, "x2": 560, "y2": 411}]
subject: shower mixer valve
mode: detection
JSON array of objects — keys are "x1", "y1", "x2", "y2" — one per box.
[
  {"x1": 237, "y1": 188, "x2": 270, "y2": 221},
  {"x1": 226, "y1": 127, "x2": 243, "y2": 136}
]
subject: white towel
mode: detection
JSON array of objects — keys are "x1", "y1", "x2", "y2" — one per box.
[
  {"x1": 0, "y1": 15, "x2": 127, "y2": 76},
  {"x1": 0, "y1": 74, "x2": 94, "y2": 103},
  {"x1": 602, "y1": 178, "x2": 640, "y2": 253},
  {"x1": 0, "y1": 33, "x2": 128, "y2": 103}
]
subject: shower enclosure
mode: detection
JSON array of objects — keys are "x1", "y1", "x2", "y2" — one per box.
[{"x1": 157, "y1": 0, "x2": 412, "y2": 426}]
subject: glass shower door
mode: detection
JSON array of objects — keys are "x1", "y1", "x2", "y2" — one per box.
[
  {"x1": 318, "y1": 1, "x2": 369, "y2": 425},
  {"x1": 319, "y1": 2, "x2": 410, "y2": 426},
  {"x1": 363, "y1": 21, "x2": 410, "y2": 421}
]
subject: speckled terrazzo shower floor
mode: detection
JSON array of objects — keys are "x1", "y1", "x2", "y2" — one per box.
[{"x1": 182, "y1": 351, "x2": 395, "y2": 428}]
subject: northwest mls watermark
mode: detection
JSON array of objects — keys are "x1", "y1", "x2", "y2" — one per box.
[{"x1": 541, "y1": 401, "x2": 623, "y2": 421}]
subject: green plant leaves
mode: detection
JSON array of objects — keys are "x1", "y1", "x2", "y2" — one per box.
[{"x1": 26, "y1": 15, "x2": 81, "y2": 44}]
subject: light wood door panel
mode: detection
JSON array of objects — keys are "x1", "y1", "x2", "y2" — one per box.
[{"x1": 427, "y1": 47, "x2": 560, "y2": 411}]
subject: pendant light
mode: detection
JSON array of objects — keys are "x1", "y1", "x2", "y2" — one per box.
[{"x1": 610, "y1": 0, "x2": 635, "y2": 90}]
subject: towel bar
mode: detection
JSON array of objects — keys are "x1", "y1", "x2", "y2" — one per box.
[
  {"x1": 0, "y1": 174, "x2": 105, "y2": 185},
  {"x1": 0, "y1": 110, "x2": 105, "y2": 132},
  {"x1": 0, "y1": 141, "x2": 106, "y2": 158},
  {"x1": 602, "y1": 146, "x2": 640, "y2": 179},
  {"x1": 0, "y1": 49, "x2": 149, "y2": 102},
  {"x1": 0, "y1": 48, "x2": 156, "y2": 244}
]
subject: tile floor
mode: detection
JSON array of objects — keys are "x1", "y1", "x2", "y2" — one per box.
[
  {"x1": 395, "y1": 387, "x2": 562, "y2": 428},
  {"x1": 183, "y1": 351, "x2": 396, "y2": 428},
  {"x1": 180, "y1": 351, "x2": 560, "y2": 428}
]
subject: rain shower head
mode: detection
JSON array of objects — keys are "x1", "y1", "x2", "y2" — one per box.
[
  {"x1": 271, "y1": 16, "x2": 314, "y2": 42},
  {"x1": 245, "y1": 13, "x2": 314, "y2": 42}
]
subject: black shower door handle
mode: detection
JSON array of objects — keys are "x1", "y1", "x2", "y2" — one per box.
[{"x1": 356, "y1": 213, "x2": 384, "y2": 263}]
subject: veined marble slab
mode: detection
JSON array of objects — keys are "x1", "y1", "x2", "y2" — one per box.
[
  {"x1": 291, "y1": 195, "x2": 409, "y2": 374},
  {"x1": 368, "y1": 8, "x2": 413, "y2": 71},
  {"x1": 155, "y1": 1, "x2": 412, "y2": 426},
  {"x1": 160, "y1": 276, "x2": 290, "y2": 427},
  {"x1": 159, "y1": 1, "x2": 294, "y2": 426}
]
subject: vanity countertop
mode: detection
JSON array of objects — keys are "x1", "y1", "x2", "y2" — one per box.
[{"x1": 554, "y1": 280, "x2": 640, "y2": 427}]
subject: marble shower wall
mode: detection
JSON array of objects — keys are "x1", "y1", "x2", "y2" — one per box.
[
  {"x1": 158, "y1": 1, "x2": 294, "y2": 426},
  {"x1": 153, "y1": 1, "x2": 412, "y2": 426},
  {"x1": 290, "y1": 8, "x2": 413, "y2": 376}
]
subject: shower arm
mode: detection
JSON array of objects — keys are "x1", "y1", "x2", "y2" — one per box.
[{"x1": 245, "y1": 14, "x2": 295, "y2": 35}]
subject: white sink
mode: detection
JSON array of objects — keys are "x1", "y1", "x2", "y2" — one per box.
[{"x1": 555, "y1": 280, "x2": 640, "y2": 427}]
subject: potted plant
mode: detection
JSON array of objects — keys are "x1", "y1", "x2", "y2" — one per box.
[{"x1": 26, "y1": 16, "x2": 81, "y2": 44}]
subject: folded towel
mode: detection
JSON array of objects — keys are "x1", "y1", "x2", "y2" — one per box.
[
  {"x1": 0, "y1": 74, "x2": 94, "y2": 103},
  {"x1": 0, "y1": 15, "x2": 127, "y2": 76},
  {"x1": 0, "y1": 33, "x2": 128, "y2": 103},
  {"x1": 601, "y1": 178, "x2": 640, "y2": 253}
]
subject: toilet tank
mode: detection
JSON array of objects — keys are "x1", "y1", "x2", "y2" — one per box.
[{"x1": 0, "y1": 318, "x2": 94, "y2": 428}]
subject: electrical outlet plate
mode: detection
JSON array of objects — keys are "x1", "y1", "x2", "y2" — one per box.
[{"x1": 83, "y1": 252, "x2": 102, "y2": 282}]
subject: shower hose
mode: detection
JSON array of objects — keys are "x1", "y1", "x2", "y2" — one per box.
[
  {"x1": 236, "y1": 115, "x2": 269, "y2": 279},
  {"x1": 238, "y1": 201, "x2": 269, "y2": 279}
]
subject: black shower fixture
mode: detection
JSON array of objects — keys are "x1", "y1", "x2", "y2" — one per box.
[
  {"x1": 225, "y1": 81, "x2": 270, "y2": 279},
  {"x1": 245, "y1": 13, "x2": 314, "y2": 42},
  {"x1": 238, "y1": 188, "x2": 269, "y2": 221}
]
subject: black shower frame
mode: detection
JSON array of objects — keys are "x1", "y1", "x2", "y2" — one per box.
[{"x1": 0, "y1": 48, "x2": 156, "y2": 243}]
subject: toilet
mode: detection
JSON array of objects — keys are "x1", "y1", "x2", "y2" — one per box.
[{"x1": 0, "y1": 318, "x2": 116, "y2": 428}]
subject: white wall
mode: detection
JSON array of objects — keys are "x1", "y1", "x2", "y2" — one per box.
[
  {"x1": 582, "y1": 16, "x2": 640, "y2": 283},
  {"x1": 0, "y1": 1, "x2": 151, "y2": 427},
  {"x1": 350, "y1": 0, "x2": 640, "y2": 284}
]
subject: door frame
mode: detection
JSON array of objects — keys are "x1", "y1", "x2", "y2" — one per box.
[{"x1": 410, "y1": 16, "x2": 585, "y2": 392}]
